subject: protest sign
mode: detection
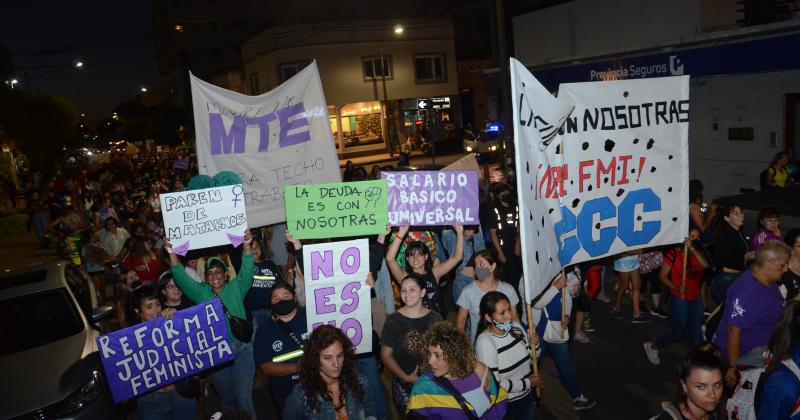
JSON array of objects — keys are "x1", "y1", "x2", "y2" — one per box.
[
  {"x1": 443, "y1": 153, "x2": 483, "y2": 182},
  {"x1": 191, "y1": 61, "x2": 341, "y2": 228},
  {"x1": 173, "y1": 157, "x2": 189, "y2": 170},
  {"x1": 303, "y1": 239, "x2": 372, "y2": 354},
  {"x1": 382, "y1": 170, "x2": 479, "y2": 226},
  {"x1": 96, "y1": 300, "x2": 233, "y2": 403},
  {"x1": 511, "y1": 57, "x2": 689, "y2": 299},
  {"x1": 160, "y1": 184, "x2": 248, "y2": 255},
  {"x1": 285, "y1": 180, "x2": 388, "y2": 239}
]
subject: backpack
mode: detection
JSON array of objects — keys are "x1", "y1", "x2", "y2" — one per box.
[{"x1": 727, "y1": 358, "x2": 800, "y2": 420}]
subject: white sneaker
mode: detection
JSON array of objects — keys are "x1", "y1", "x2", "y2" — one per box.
[
  {"x1": 596, "y1": 292, "x2": 611, "y2": 303},
  {"x1": 643, "y1": 341, "x2": 660, "y2": 365},
  {"x1": 573, "y1": 331, "x2": 590, "y2": 344}
]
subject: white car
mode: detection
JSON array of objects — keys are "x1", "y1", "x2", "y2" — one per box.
[
  {"x1": 0, "y1": 261, "x2": 118, "y2": 419},
  {"x1": 463, "y1": 129, "x2": 499, "y2": 159}
]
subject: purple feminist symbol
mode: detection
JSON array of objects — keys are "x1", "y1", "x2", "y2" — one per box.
[
  {"x1": 171, "y1": 241, "x2": 191, "y2": 256},
  {"x1": 227, "y1": 233, "x2": 244, "y2": 248}
]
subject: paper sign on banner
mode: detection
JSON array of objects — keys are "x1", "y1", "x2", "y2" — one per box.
[
  {"x1": 160, "y1": 184, "x2": 248, "y2": 254},
  {"x1": 511, "y1": 57, "x2": 690, "y2": 299},
  {"x1": 382, "y1": 170, "x2": 479, "y2": 226},
  {"x1": 303, "y1": 239, "x2": 372, "y2": 354},
  {"x1": 191, "y1": 61, "x2": 341, "y2": 227},
  {"x1": 96, "y1": 300, "x2": 233, "y2": 403},
  {"x1": 284, "y1": 180, "x2": 388, "y2": 240}
]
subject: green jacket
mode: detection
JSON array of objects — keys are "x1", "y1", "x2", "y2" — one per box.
[{"x1": 171, "y1": 254, "x2": 255, "y2": 342}]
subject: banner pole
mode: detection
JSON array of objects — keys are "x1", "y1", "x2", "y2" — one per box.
[
  {"x1": 525, "y1": 282, "x2": 541, "y2": 398},
  {"x1": 681, "y1": 242, "x2": 688, "y2": 300},
  {"x1": 561, "y1": 269, "x2": 567, "y2": 339}
]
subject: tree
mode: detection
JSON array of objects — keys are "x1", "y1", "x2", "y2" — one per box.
[{"x1": 0, "y1": 88, "x2": 79, "y2": 175}]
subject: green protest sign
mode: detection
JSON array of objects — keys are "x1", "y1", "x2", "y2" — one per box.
[{"x1": 285, "y1": 180, "x2": 388, "y2": 239}]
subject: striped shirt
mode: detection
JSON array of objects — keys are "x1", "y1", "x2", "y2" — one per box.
[
  {"x1": 475, "y1": 323, "x2": 539, "y2": 401},
  {"x1": 407, "y1": 370, "x2": 508, "y2": 419}
]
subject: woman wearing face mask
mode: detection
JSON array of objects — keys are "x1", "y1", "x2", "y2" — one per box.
[
  {"x1": 165, "y1": 230, "x2": 256, "y2": 418},
  {"x1": 381, "y1": 274, "x2": 443, "y2": 413},
  {"x1": 131, "y1": 285, "x2": 198, "y2": 420},
  {"x1": 407, "y1": 321, "x2": 508, "y2": 419},
  {"x1": 475, "y1": 292, "x2": 540, "y2": 419},
  {"x1": 253, "y1": 282, "x2": 307, "y2": 416},
  {"x1": 456, "y1": 249, "x2": 519, "y2": 343},
  {"x1": 651, "y1": 344, "x2": 724, "y2": 420},
  {"x1": 386, "y1": 223, "x2": 464, "y2": 314},
  {"x1": 710, "y1": 204, "x2": 754, "y2": 304},
  {"x1": 282, "y1": 325, "x2": 377, "y2": 420}
]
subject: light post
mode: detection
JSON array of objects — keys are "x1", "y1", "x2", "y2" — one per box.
[{"x1": 381, "y1": 24, "x2": 403, "y2": 157}]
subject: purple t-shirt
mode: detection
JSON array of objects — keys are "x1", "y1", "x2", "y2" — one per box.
[
  {"x1": 752, "y1": 228, "x2": 782, "y2": 250},
  {"x1": 713, "y1": 270, "x2": 785, "y2": 360}
]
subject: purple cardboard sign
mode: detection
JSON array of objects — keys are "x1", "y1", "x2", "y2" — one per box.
[
  {"x1": 96, "y1": 299, "x2": 233, "y2": 403},
  {"x1": 382, "y1": 170, "x2": 479, "y2": 226}
]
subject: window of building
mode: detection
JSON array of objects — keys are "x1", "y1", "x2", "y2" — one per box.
[
  {"x1": 249, "y1": 72, "x2": 259, "y2": 94},
  {"x1": 362, "y1": 56, "x2": 393, "y2": 80},
  {"x1": 277, "y1": 61, "x2": 309, "y2": 83},
  {"x1": 414, "y1": 53, "x2": 446, "y2": 83},
  {"x1": 339, "y1": 101, "x2": 384, "y2": 148}
]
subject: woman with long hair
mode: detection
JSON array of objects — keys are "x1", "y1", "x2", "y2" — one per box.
[
  {"x1": 758, "y1": 301, "x2": 800, "y2": 418},
  {"x1": 159, "y1": 271, "x2": 193, "y2": 319},
  {"x1": 282, "y1": 325, "x2": 377, "y2": 420},
  {"x1": 456, "y1": 249, "x2": 519, "y2": 343},
  {"x1": 166, "y1": 230, "x2": 256, "y2": 418},
  {"x1": 767, "y1": 151, "x2": 793, "y2": 189},
  {"x1": 651, "y1": 344, "x2": 724, "y2": 420},
  {"x1": 124, "y1": 236, "x2": 160, "y2": 287},
  {"x1": 386, "y1": 224, "x2": 464, "y2": 314},
  {"x1": 475, "y1": 291, "x2": 539, "y2": 419},
  {"x1": 752, "y1": 206, "x2": 783, "y2": 251},
  {"x1": 407, "y1": 321, "x2": 508, "y2": 419},
  {"x1": 381, "y1": 273, "x2": 443, "y2": 413},
  {"x1": 710, "y1": 204, "x2": 755, "y2": 304},
  {"x1": 644, "y1": 227, "x2": 710, "y2": 365}
]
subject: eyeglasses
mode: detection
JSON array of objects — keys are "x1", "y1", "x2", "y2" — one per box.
[{"x1": 206, "y1": 270, "x2": 226, "y2": 277}]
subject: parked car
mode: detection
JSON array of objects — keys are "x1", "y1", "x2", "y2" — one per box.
[
  {"x1": 463, "y1": 129, "x2": 499, "y2": 162},
  {"x1": 0, "y1": 261, "x2": 117, "y2": 419}
]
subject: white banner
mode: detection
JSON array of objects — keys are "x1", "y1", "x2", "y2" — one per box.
[
  {"x1": 160, "y1": 184, "x2": 248, "y2": 254},
  {"x1": 512, "y1": 58, "x2": 690, "y2": 299},
  {"x1": 191, "y1": 61, "x2": 341, "y2": 227},
  {"x1": 303, "y1": 239, "x2": 372, "y2": 354}
]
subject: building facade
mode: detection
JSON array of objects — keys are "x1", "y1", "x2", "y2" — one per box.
[
  {"x1": 242, "y1": 20, "x2": 460, "y2": 157},
  {"x1": 513, "y1": 0, "x2": 800, "y2": 200}
]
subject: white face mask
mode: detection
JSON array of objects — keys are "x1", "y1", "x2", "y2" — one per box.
[{"x1": 492, "y1": 319, "x2": 513, "y2": 332}]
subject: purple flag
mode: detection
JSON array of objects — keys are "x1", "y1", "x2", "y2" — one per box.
[
  {"x1": 382, "y1": 170, "x2": 479, "y2": 226},
  {"x1": 96, "y1": 299, "x2": 233, "y2": 403}
]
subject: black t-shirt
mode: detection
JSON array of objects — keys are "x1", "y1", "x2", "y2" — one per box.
[
  {"x1": 487, "y1": 204, "x2": 518, "y2": 256},
  {"x1": 253, "y1": 309, "x2": 307, "y2": 413},
  {"x1": 712, "y1": 224, "x2": 750, "y2": 271},
  {"x1": 245, "y1": 260, "x2": 283, "y2": 312},
  {"x1": 380, "y1": 310, "x2": 442, "y2": 376},
  {"x1": 781, "y1": 269, "x2": 800, "y2": 301}
]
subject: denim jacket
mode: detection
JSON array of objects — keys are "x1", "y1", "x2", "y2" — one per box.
[{"x1": 282, "y1": 373, "x2": 377, "y2": 420}]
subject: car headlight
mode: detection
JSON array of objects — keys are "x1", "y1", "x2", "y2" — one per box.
[
  {"x1": 490, "y1": 145, "x2": 497, "y2": 151},
  {"x1": 57, "y1": 370, "x2": 104, "y2": 416},
  {"x1": 466, "y1": 146, "x2": 473, "y2": 152}
]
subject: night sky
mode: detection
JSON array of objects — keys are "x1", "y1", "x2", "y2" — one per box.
[{"x1": 1, "y1": 1, "x2": 165, "y2": 127}]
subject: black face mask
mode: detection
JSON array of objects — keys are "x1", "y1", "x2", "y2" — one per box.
[{"x1": 272, "y1": 298, "x2": 297, "y2": 316}]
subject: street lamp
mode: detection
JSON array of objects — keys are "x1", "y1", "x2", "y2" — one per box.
[
  {"x1": 75, "y1": 61, "x2": 84, "y2": 69},
  {"x1": 140, "y1": 87, "x2": 148, "y2": 93},
  {"x1": 394, "y1": 25, "x2": 404, "y2": 34},
  {"x1": 8, "y1": 79, "x2": 18, "y2": 89}
]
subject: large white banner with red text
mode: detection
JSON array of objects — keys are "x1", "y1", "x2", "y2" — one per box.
[
  {"x1": 512, "y1": 58, "x2": 690, "y2": 299},
  {"x1": 191, "y1": 61, "x2": 341, "y2": 227}
]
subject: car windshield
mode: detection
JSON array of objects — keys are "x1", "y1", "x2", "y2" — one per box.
[{"x1": 0, "y1": 288, "x2": 84, "y2": 357}]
